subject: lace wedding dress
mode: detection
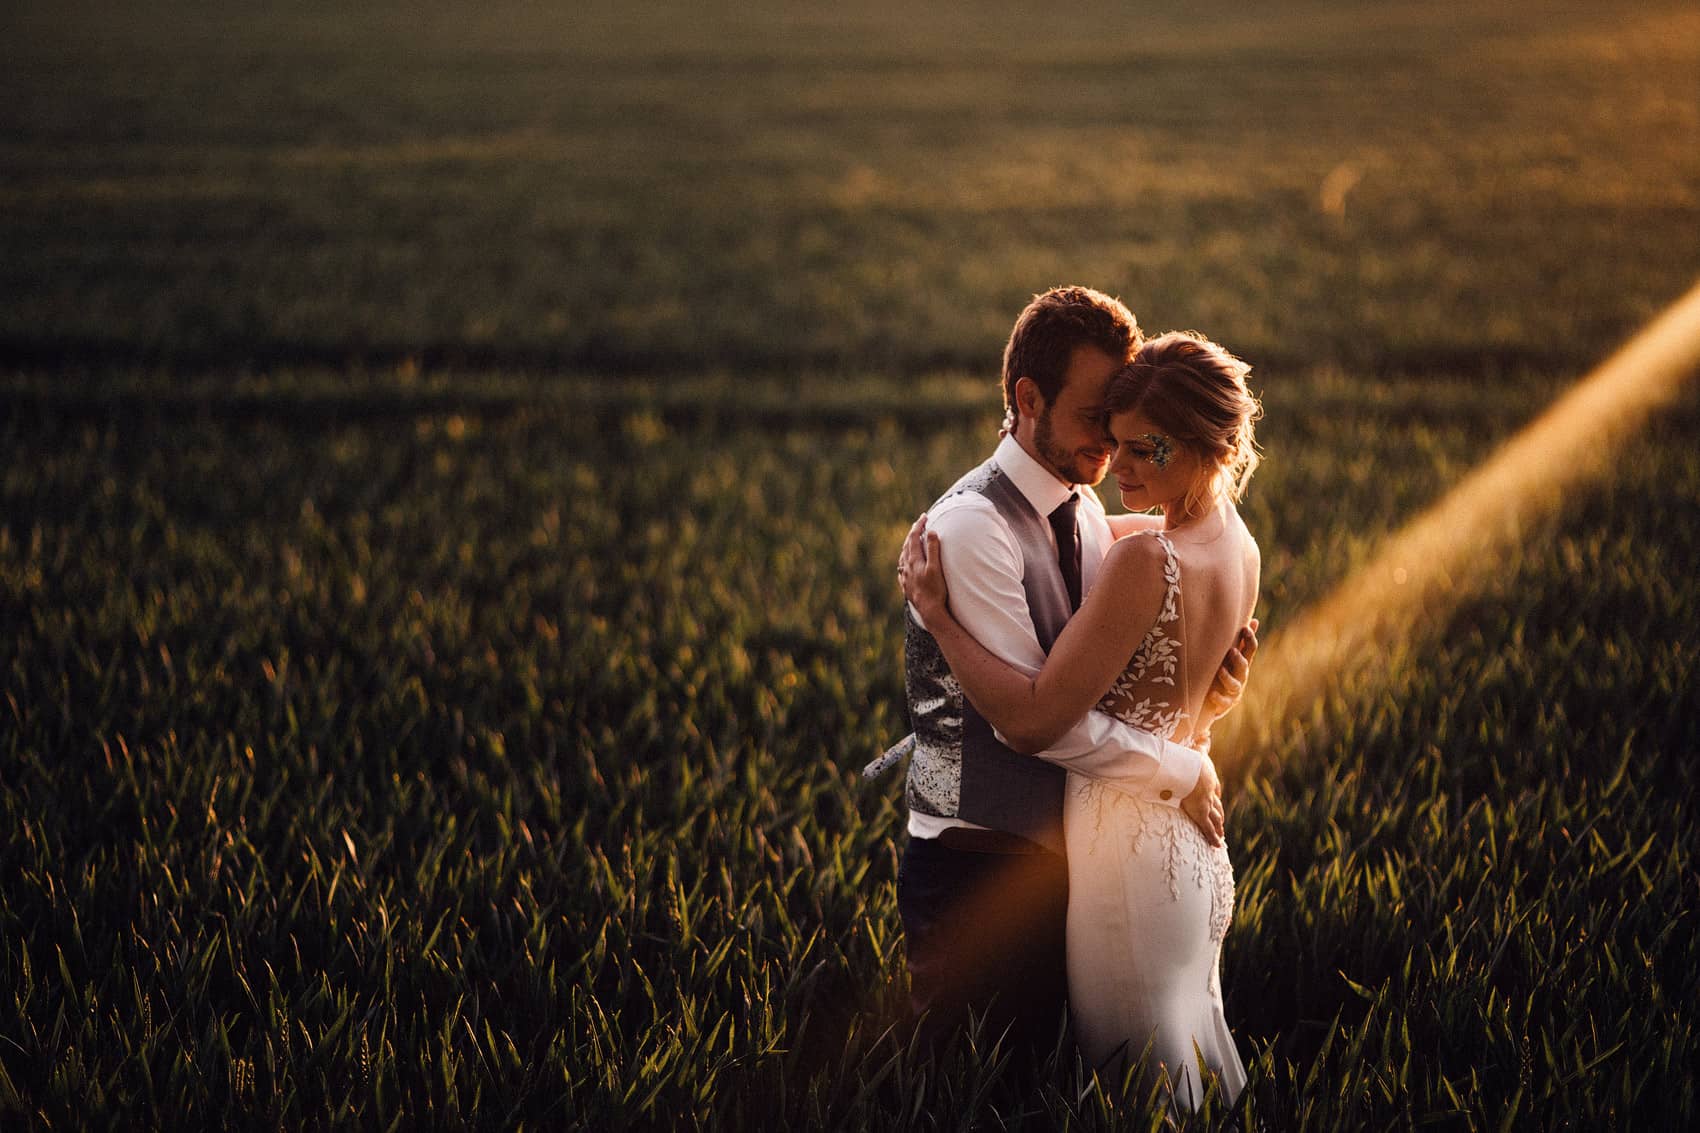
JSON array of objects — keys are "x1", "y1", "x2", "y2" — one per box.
[{"x1": 1066, "y1": 529, "x2": 1247, "y2": 1108}]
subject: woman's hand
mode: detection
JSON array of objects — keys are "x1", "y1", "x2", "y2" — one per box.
[{"x1": 898, "y1": 514, "x2": 950, "y2": 623}]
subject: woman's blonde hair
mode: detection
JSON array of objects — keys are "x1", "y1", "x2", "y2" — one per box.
[{"x1": 1105, "y1": 331, "x2": 1262, "y2": 516}]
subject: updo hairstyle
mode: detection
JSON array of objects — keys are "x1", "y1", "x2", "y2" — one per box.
[{"x1": 1104, "y1": 331, "x2": 1262, "y2": 514}]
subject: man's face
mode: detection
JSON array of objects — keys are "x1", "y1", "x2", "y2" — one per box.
[{"x1": 1028, "y1": 344, "x2": 1119, "y2": 486}]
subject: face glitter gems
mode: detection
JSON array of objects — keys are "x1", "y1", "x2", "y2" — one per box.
[{"x1": 1138, "y1": 433, "x2": 1175, "y2": 468}]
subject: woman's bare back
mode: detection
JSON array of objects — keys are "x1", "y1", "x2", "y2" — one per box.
[{"x1": 1097, "y1": 500, "x2": 1260, "y2": 743}]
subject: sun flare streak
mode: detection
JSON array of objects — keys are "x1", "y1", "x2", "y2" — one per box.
[{"x1": 1220, "y1": 278, "x2": 1700, "y2": 766}]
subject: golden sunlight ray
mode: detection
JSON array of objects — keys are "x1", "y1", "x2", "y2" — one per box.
[{"x1": 1219, "y1": 278, "x2": 1700, "y2": 765}]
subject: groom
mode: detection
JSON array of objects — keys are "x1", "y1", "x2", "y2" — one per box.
[{"x1": 890, "y1": 286, "x2": 1249, "y2": 1052}]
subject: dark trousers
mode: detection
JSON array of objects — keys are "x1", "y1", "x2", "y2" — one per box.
[{"x1": 897, "y1": 833, "x2": 1070, "y2": 1055}]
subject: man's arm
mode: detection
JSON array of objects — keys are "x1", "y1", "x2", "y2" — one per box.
[
  {"x1": 1045, "y1": 713, "x2": 1224, "y2": 846},
  {"x1": 1028, "y1": 704, "x2": 1205, "y2": 804},
  {"x1": 1030, "y1": 625, "x2": 1250, "y2": 849}
]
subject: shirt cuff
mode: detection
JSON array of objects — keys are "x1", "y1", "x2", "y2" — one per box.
[{"x1": 1146, "y1": 740, "x2": 1204, "y2": 807}]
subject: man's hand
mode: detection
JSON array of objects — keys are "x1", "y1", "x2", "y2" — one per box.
[
  {"x1": 1179, "y1": 753, "x2": 1225, "y2": 848},
  {"x1": 1200, "y1": 618, "x2": 1259, "y2": 722}
]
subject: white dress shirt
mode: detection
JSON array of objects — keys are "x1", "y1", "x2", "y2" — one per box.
[{"x1": 910, "y1": 434, "x2": 1205, "y2": 838}]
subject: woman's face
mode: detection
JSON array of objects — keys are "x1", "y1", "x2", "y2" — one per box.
[{"x1": 1108, "y1": 408, "x2": 1205, "y2": 514}]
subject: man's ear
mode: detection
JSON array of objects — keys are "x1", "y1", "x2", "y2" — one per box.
[{"x1": 1013, "y1": 376, "x2": 1046, "y2": 422}]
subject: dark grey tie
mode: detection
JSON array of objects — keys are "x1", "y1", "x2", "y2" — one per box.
[{"x1": 1048, "y1": 494, "x2": 1082, "y2": 612}]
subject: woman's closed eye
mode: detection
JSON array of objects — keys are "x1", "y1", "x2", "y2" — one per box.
[{"x1": 1125, "y1": 433, "x2": 1174, "y2": 468}]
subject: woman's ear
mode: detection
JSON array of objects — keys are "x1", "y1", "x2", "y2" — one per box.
[{"x1": 1185, "y1": 461, "x2": 1224, "y2": 517}]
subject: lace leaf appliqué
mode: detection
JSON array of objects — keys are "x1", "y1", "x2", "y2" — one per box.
[{"x1": 1098, "y1": 532, "x2": 1186, "y2": 739}]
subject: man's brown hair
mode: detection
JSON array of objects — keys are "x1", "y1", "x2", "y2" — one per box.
[{"x1": 1002, "y1": 286, "x2": 1142, "y2": 420}]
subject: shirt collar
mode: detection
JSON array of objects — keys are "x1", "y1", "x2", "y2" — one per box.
[{"x1": 994, "y1": 433, "x2": 1077, "y2": 516}]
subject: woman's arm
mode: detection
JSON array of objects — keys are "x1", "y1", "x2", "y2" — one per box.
[{"x1": 901, "y1": 519, "x2": 1168, "y2": 754}]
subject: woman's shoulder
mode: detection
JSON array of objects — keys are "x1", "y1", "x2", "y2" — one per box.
[
  {"x1": 1084, "y1": 530, "x2": 1174, "y2": 632},
  {"x1": 1225, "y1": 503, "x2": 1261, "y2": 567},
  {"x1": 1101, "y1": 528, "x2": 1175, "y2": 587},
  {"x1": 1218, "y1": 504, "x2": 1262, "y2": 611}
]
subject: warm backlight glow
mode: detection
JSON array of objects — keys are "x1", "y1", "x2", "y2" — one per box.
[{"x1": 1218, "y1": 278, "x2": 1700, "y2": 767}]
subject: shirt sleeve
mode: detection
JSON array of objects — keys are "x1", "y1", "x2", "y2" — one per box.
[
  {"x1": 1027, "y1": 709, "x2": 1203, "y2": 807},
  {"x1": 923, "y1": 495, "x2": 1203, "y2": 808},
  {"x1": 919, "y1": 495, "x2": 1046, "y2": 672}
]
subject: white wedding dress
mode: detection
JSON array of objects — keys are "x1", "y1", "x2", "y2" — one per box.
[{"x1": 1065, "y1": 528, "x2": 1247, "y2": 1109}]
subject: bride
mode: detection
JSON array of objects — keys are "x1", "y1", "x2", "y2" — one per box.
[{"x1": 900, "y1": 330, "x2": 1262, "y2": 1108}]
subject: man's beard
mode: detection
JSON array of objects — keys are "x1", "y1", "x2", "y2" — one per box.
[{"x1": 1034, "y1": 407, "x2": 1109, "y2": 486}]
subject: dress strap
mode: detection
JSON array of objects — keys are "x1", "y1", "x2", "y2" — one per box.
[
  {"x1": 1145, "y1": 531, "x2": 1182, "y2": 628},
  {"x1": 1095, "y1": 528, "x2": 1190, "y2": 740},
  {"x1": 1149, "y1": 530, "x2": 1188, "y2": 724}
]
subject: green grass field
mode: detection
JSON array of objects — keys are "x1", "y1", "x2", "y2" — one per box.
[{"x1": 3, "y1": 1, "x2": 1699, "y2": 1128}]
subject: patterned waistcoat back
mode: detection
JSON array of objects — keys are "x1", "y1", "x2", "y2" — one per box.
[{"x1": 903, "y1": 459, "x2": 1075, "y2": 853}]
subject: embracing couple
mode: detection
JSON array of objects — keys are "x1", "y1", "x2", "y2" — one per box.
[{"x1": 875, "y1": 286, "x2": 1262, "y2": 1109}]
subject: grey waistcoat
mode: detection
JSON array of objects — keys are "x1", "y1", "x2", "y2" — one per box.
[{"x1": 903, "y1": 458, "x2": 1075, "y2": 853}]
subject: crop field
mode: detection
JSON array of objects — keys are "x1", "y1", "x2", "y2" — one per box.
[{"x1": 3, "y1": 0, "x2": 1699, "y2": 1128}]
